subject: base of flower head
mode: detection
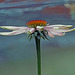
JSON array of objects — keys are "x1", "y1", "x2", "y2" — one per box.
[{"x1": 27, "y1": 30, "x2": 49, "y2": 41}]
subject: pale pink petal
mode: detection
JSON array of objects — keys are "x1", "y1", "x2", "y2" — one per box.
[
  {"x1": 50, "y1": 31, "x2": 65, "y2": 36},
  {"x1": 51, "y1": 28, "x2": 75, "y2": 33},
  {"x1": 44, "y1": 25, "x2": 73, "y2": 31},
  {"x1": 48, "y1": 31, "x2": 54, "y2": 38},
  {"x1": 26, "y1": 28, "x2": 35, "y2": 34},
  {"x1": 46, "y1": 24, "x2": 73, "y2": 28},
  {"x1": 50, "y1": 29, "x2": 70, "y2": 32},
  {"x1": 44, "y1": 25, "x2": 75, "y2": 37},
  {"x1": 0, "y1": 26, "x2": 35, "y2": 35},
  {"x1": 44, "y1": 25, "x2": 75, "y2": 33},
  {"x1": 0, "y1": 30, "x2": 25, "y2": 35},
  {"x1": 0, "y1": 26, "x2": 28, "y2": 30}
]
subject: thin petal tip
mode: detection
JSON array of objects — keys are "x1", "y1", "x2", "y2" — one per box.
[{"x1": 66, "y1": 25, "x2": 73, "y2": 28}]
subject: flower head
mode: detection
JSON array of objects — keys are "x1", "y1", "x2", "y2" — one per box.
[
  {"x1": 0, "y1": 20, "x2": 75, "y2": 39},
  {"x1": 26, "y1": 20, "x2": 47, "y2": 28}
]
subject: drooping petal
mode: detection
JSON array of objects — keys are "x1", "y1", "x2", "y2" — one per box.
[
  {"x1": 26, "y1": 28, "x2": 35, "y2": 34},
  {"x1": 48, "y1": 31, "x2": 54, "y2": 38},
  {"x1": 50, "y1": 31, "x2": 65, "y2": 36},
  {"x1": 46, "y1": 24, "x2": 73, "y2": 28},
  {"x1": 44, "y1": 25, "x2": 75, "y2": 33},
  {"x1": 0, "y1": 26, "x2": 31, "y2": 35},
  {"x1": 0, "y1": 26, "x2": 28, "y2": 30},
  {"x1": 43, "y1": 24, "x2": 75, "y2": 37},
  {"x1": 0, "y1": 30, "x2": 26, "y2": 35},
  {"x1": 52, "y1": 29, "x2": 73, "y2": 32},
  {"x1": 44, "y1": 25, "x2": 73, "y2": 31}
]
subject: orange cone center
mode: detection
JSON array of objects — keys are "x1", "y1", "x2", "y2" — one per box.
[{"x1": 26, "y1": 20, "x2": 47, "y2": 28}]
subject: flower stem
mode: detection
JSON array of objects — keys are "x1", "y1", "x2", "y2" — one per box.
[{"x1": 35, "y1": 33, "x2": 41, "y2": 75}]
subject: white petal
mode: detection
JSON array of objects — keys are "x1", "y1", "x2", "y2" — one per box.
[
  {"x1": 50, "y1": 31, "x2": 65, "y2": 36},
  {"x1": 44, "y1": 25, "x2": 75, "y2": 33},
  {"x1": 0, "y1": 26, "x2": 28, "y2": 30},
  {"x1": 26, "y1": 28, "x2": 35, "y2": 34},
  {"x1": 0, "y1": 30, "x2": 26, "y2": 36},
  {"x1": 46, "y1": 25, "x2": 73, "y2": 29},
  {"x1": 48, "y1": 31, "x2": 54, "y2": 38},
  {"x1": 52, "y1": 28, "x2": 75, "y2": 32}
]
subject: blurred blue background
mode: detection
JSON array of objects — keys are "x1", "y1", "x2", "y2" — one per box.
[{"x1": 0, "y1": 0, "x2": 75, "y2": 75}]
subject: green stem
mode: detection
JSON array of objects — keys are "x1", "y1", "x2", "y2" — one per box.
[{"x1": 35, "y1": 35, "x2": 41, "y2": 75}]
